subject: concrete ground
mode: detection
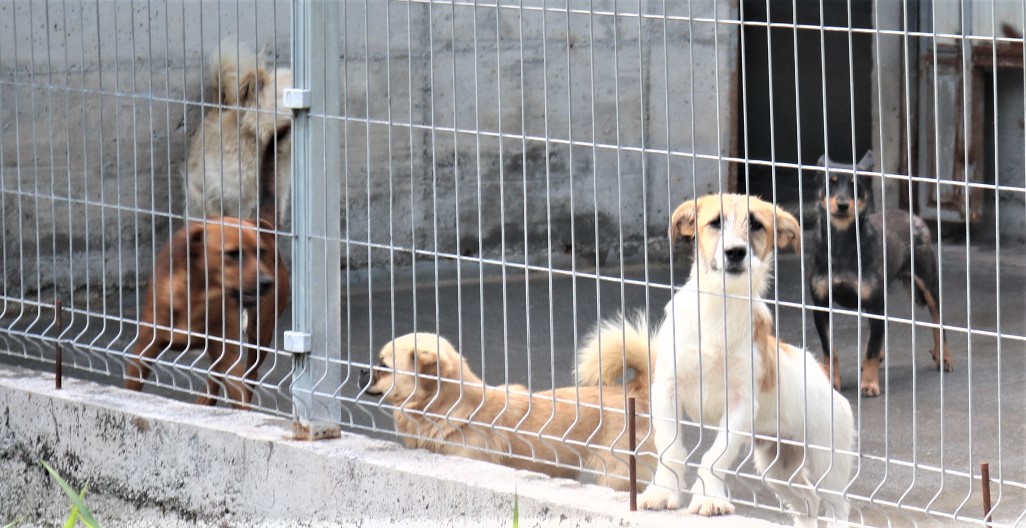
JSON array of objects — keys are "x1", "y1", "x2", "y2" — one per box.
[{"x1": 2, "y1": 241, "x2": 1025, "y2": 526}]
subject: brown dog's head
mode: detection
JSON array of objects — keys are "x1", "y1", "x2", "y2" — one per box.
[
  {"x1": 185, "y1": 217, "x2": 280, "y2": 307},
  {"x1": 364, "y1": 333, "x2": 482, "y2": 410},
  {"x1": 670, "y1": 194, "x2": 800, "y2": 294}
]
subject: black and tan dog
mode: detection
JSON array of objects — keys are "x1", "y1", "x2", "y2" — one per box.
[
  {"x1": 809, "y1": 151, "x2": 953, "y2": 397},
  {"x1": 126, "y1": 217, "x2": 290, "y2": 408}
]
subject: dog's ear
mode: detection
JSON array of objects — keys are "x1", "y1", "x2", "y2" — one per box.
[
  {"x1": 414, "y1": 347, "x2": 443, "y2": 376},
  {"x1": 184, "y1": 221, "x2": 209, "y2": 259},
  {"x1": 772, "y1": 206, "x2": 802, "y2": 252},
  {"x1": 234, "y1": 69, "x2": 266, "y2": 107},
  {"x1": 669, "y1": 199, "x2": 699, "y2": 240},
  {"x1": 814, "y1": 155, "x2": 829, "y2": 188},
  {"x1": 856, "y1": 150, "x2": 875, "y2": 172}
]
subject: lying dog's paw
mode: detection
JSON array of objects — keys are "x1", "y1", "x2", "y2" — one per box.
[
  {"x1": 687, "y1": 495, "x2": 735, "y2": 516},
  {"x1": 638, "y1": 486, "x2": 682, "y2": 510}
]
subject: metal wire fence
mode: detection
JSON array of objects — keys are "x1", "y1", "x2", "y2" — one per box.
[{"x1": 2, "y1": 1, "x2": 1025, "y2": 526}]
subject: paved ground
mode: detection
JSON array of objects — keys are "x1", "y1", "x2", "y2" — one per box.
[{"x1": 2, "y1": 241, "x2": 1025, "y2": 526}]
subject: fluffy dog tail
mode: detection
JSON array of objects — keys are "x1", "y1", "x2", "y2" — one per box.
[
  {"x1": 209, "y1": 38, "x2": 264, "y2": 107},
  {"x1": 576, "y1": 311, "x2": 655, "y2": 395}
]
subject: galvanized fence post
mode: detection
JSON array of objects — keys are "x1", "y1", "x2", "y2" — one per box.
[{"x1": 286, "y1": 0, "x2": 342, "y2": 439}]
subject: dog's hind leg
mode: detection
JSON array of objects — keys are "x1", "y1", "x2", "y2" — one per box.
[
  {"x1": 913, "y1": 273, "x2": 953, "y2": 372},
  {"x1": 860, "y1": 317, "x2": 885, "y2": 397},
  {"x1": 755, "y1": 440, "x2": 821, "y2": 528}
]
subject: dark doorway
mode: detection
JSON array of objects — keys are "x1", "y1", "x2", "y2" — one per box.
[{"x1": 738, "y1": 0, "x2": 875, "y2": 209}]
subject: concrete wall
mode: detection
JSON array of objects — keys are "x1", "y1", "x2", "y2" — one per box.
[
  {"x1": 0, "y1": 0, "x2": 737, "y2": 304},
  {"x1": 0, "y1": 365, "x2": 782, "y2": 527}
]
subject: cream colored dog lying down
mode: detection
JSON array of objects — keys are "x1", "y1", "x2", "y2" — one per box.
[
  {"x1": 364, "y1": 326, "x2": 657, "y2": 491},
  {"x1": 183, "y1": 40, "x2": 293, "y2": 227}
]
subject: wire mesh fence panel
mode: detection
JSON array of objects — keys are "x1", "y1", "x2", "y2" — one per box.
[
  {"x1": 0, "y1": 1, "x2": 296, "y2": 415},
  {"x1": 2, "y1": 1, "x2": 1026, "y2": 526}
]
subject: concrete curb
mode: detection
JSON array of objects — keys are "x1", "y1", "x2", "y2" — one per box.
[{"x1": 0, "y1": 366, "x2": 781, "y2": 527}]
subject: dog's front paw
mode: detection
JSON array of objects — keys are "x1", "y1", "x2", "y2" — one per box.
[
  {"x1": 687, "y1": 495, "x2": 735, "y2": 516},
  {"x1": 638, "y1": 486, "x2": 683, "y2": 510},
  {"x1": 860, "y1": 379, "x2": 881, "y2": 397},
  {"x1": 931, "y1": 349, "x2": 954, "y2": 372}
]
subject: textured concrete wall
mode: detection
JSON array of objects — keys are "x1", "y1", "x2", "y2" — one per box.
[
  {"x1": 0, "y1": 0, "x2": 736, "y2": 304},
  {"x1": 339, "y1": 0, "x2": 738, "y2": 269},
  {"x1": 0, "y1": 365, "x2": 782, "y2": 527},
  {"x1": 0, "y1": 0, "x2": 292, "y2": 304}
]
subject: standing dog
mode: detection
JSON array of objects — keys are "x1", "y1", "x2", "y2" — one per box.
[
  {"x1": 363, "y1": 327, "x2": 656, "y2": 491},
  {"x1": 627, "y1": 194, "x2": 853, "y2": 526},
  {"x1": 809, "y1": 151, "x2": 952, "y2": 397},
  {"x1": 183, "y1": 40, "x2": 293, "y2": 228},
  {"x1": 126, "y1": 217, "x2": 290, "y2": 408}
]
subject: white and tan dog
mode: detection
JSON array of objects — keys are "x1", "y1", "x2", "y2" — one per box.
[
  {"x1": 622, "y1": 194, "x2": 854, "y2": 526},
  {"x1": 183, "y1": 40, "x2": 293, "y2": 228}
]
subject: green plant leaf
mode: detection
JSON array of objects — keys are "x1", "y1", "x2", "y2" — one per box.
[
  {"x1": 3, "y1": 519, "x2": 22, "y2": 528},
  {"x1": 40, "y1": 461, "x2": 102, "y2": 528}
]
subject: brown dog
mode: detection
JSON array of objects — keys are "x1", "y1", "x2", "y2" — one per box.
[
  {"x1": 364, "y1": 323, "x2": 656, "y2": 491},
  {"x1": 126, "y1": 217, "x2": 290, "y2": 408}
]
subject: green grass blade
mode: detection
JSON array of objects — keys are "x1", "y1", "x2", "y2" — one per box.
[
  {"x1": 3, "y1": 519, "x2": 22, "y2": 528},
  {"x1": 63, "y1": 507, "x2": 79, "y2": 528},
  {"x1": 62, "y1": 484, "x2": 88, "y2": 528},
  {"x1": 40, "y1": 461, "x2": 101, "y2": 528},
  {"x1": 512, "y1": 489, "x2": 519, "y2": 528}
]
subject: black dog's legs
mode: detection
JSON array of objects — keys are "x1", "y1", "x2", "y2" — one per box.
[
  {"x1": 811, "y1": 295, "x2": 841, "y2": 391},
  {"x1": 860, "y1": 316, "x2": 886, "y2": 397},
  {"x1": 912, "y1": 272, "x2": 954, "y2": 372}
]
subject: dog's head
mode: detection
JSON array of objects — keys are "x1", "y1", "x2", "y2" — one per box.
[
  {"x1": 363, "y1": 333, "x2": 481, "y2": 409},
  {"x1": 186, "y1": 217, "x2": 280, "y2": 307},
  {"x1": 670, "y1": 194, "x2": 800, "y2": 293},
  {"x1": 816, "y1": 150, "x2": 874, "y2": 230}
]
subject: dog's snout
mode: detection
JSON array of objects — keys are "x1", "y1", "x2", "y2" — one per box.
[
  {"x1": 724, "y1": 246, "x2": 747, "y2": 263},
  {"x1": 836, "y1": 200, "x2": 851, "y2": 212},
  {"x1": 359, "y1": 368, "x2": 371, "y2": 389},
  {"x1": 257, "y1": 273, "x2": 274, "y2": 294}
]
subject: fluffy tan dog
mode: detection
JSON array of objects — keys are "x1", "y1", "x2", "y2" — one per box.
[
  {"x1": 182, "y1": 40, "x2": 293, "y2": 228},
  {"x1": 364, "y1": 325, "x2": 657, "y2": 491},
  {"x1": 126, "y1": 217, "x2": 290, "y2": 408}
]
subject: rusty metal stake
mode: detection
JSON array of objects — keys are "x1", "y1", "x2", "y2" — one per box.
[
  {"x1": 981, "y1": 462, "x2": 992, "y2": 525},
  {"x1": 54, "y1": 299, "x2": 63, "y2": 390},
  {"x1": 628, "y1": 396, "x2": 637, "y2": 512}
]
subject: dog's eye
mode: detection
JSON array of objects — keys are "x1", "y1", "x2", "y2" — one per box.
[
  {"x1": 749, "y1": 215, "x2": 764, "y2": 231},
  {"x1": 829, "y1": 176, "x2": 838, "y2": 185},
  {"x1": 708, "y1": 216, "x2": 721, "y2": 230},
  {"x1": 225, "y1": 249, "x2": 243, "y2": 260}
]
